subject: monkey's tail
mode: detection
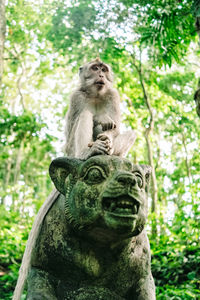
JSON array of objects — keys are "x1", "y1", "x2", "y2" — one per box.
[{"x1": 12, "y1": 189, "x2": 60, "y2": 300}]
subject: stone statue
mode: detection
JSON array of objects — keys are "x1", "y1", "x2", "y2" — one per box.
[{"x1": 26, "y1": 155, "x2": 155, "y2": 300}]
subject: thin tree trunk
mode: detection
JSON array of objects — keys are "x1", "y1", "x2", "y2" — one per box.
[
  {"x1": 159, "y1": 199, "x2": 166, "y2": 236},
  {"x1": 180, "y1": 129, "x2": 192, "y2": 184},
  {"x1": 194, "y1": 79, "x2": 200, "y2": 118},
  {"x1": 17, "y1": 62, "x2": 26, "y2": 110},
  {"x1": 14, "y1": 139, "x2": 24, "y2": 185},
  {"x1": 5, "y1": 156, "x2": 12, "y2": 187},
  {"x1": 0, "y1": 0, "x2": 6, "y2": 85},
  {"x1": 193, "y1": 2, "x2": 200, "y2": 117},
  {"x1": 1, "y1": 157, "x2": 12, "y2": 205},
  {"x1": 195, "y1": 17, "x2": 200, "y2": 46},
  {"x1": 13, "y1": 139, "x2": 25, "y2": 209},
  {"x1": 131, "y1": 55, "x2": 158, "y2": 236},
  {"x1": 145, "y1": 130, "x2": 158, "y2": 214}
]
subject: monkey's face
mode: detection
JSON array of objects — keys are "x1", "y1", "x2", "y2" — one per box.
[
  {"x1": 49, "y1": 156, "x2": 151, "y2": 243},
  {"x1": 79, "y1": 59, "x2": 113, "y2": 95}
]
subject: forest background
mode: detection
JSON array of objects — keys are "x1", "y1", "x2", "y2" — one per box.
[{"x1": 0, "y1": 0, "x2": 200, "y2": 299}]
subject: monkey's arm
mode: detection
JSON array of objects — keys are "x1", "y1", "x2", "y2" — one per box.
[
  {"x1": 93, "y1": 89, "x2": 120, "y2": 133},
  {"x1": 74, "y1": 110, "x2": 111, "y2": 159},
  {"x1": 92, "y1": 89, "x2": 121, "y2": 146},
  {"x1": 94, "y1": 90, "x2": 136, "y2": 157},
  {"x1": 93, "y1": 114, "x2": 117, "y2": 131},
  {"x1": 64, "y1": 89, "x2": 112, "y2": 159},
  {"x1": 107, "y1": 89, "x2": 121, "y2": 126}
]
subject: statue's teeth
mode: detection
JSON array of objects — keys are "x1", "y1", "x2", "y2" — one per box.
[
  {"x1": 103, "y1": 197, "x2": 139, "y2": 214},
  {"x1": 117, "y1": 200, "x2": 132, "y2": 207},
  {"x1": 110, "y1": 202, "x2": 116, "y2": 211},
  {"x1": 132, "y1": 205, "x2": 138, "y2": 214}
]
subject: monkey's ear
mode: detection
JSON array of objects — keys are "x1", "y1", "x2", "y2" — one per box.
[
  {"x1": 49, "y1": 157, "x2": 80, "y2": 195},
  {"x1": 79, "y1": 66, "x2": 83, "y2": 75}
]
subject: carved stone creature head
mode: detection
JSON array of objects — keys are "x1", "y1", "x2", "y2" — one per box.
[
  {"x1": 49, "y1": 155, "x2": 151, "y2": 243},
  {"x1": 79, "y1": 58, "x2": 114, "y2": 95}
]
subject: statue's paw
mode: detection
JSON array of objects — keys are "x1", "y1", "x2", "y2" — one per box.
[{"x1": 66, "y1": 287, "x2": 125, "y2": 300}]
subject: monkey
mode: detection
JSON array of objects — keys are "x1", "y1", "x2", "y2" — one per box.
[
  {"x1": 12, "y1": 59, "x2": 136, "y2": 300},
  {"x1": 63, "y1": 58, "x2": 136, "y2": 159}
]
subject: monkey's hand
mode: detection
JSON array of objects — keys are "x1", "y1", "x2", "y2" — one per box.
[
  {"x1": 87, "y1": 138, "x2": 111, "y2": 158},
  {"x1": 97, "y1": 133, "x2": 113, "y2": 155},
  {"x1": 94, "y1": 115, "x2": 116, "y2": 131}
]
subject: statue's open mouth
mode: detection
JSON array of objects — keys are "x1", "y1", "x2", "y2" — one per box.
[{"x1": 102, "y1": 195, "x2": 139, "y2": 216}]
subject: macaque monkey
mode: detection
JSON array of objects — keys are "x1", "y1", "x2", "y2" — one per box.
[
  {"x1": 13, "y1": 59, "x2": 136, "y2": 300},
  {"x1": 63, "y1": 58, "x2": 136, "y2": 159}
]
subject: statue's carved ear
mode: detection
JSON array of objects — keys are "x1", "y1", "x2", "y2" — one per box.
[
  {"x1": 49, "y1": 157, "x2": 80, "y2": 195},
  {"x1": 141, "y1": 165, "x2": 152, "y2": 189}
]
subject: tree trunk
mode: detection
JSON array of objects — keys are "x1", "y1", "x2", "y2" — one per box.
[
  {"x1": 1, "y1": 156, "x2": 12, "y2": 205},
  {"x1": 180, "y1": 129, "x2": 192, "y2": 184},
  {"x1": 14, "y1": 139, "x2": 24, "y2": 185},
  {"x1": 194, "y1": 79, "x2": 200, "y2": 118},
  {"x1": 145, "y1": 130, "x2": 158, "y2": 214},
  {"x1": 0, "y1": 0, "x2": 6, "y2": 85},
  {"x1": 195, "y1": 17, "x2": 200, "y2": 45},
  {"x1": 131, "y1": 56, "x2": 158, "y2": 237},
  {"x1": 193, "y1": 0, "x2": 200, "y2": 117}
]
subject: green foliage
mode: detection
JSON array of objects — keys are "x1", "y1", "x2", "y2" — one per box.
[
  {"x1": 0, "y1": 109, "x2": 44, "y2": 147},
  {"x1": 47, "y1": 1, "x2": 97, "y2": 53},
  {"x1": 0, "y1": 206, "x2": 33, "y2": 299},
  {"x1": 120, "y1": 0, "x2": 196, "y2": 66},
  {"x1": 151, "y1": 240, "x2": 200, "y2": 299},
  {"x1": 0, "y1": 0, "x2": 200, "y2": 299}
]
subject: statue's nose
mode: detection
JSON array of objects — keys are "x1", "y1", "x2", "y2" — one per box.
[{"x1": 115, "y1": 173, "x2": 136, "y2": 187}]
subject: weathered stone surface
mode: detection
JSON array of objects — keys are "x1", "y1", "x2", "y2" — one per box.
[{"x1": 27, "y1": 155, "x2": 155, "y2": 300}]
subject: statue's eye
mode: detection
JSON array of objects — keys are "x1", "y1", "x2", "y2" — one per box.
[
  {"x1": 133, "y1": 172, "x2": 143, "y2": 188},
  {"x1": 84, "y1": 167, "x2": 106, "y2": 183}
]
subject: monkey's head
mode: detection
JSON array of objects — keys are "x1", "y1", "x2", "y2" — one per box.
[
  {"x1": 79, "y1": 59, "x2": 114, "y2": 95},
  {"x1": 49, "y1": 155, "x2": 151, "y2": 243}
]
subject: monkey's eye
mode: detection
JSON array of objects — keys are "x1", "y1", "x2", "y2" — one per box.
[
  {"x1": 101, "y1": 67, "x2": 108, "y2": 72},
  {"x1": 83, "y1": 166, "x2": 106, "y2": 184},
  {"x1": 91, "y1": 65, "x2": 99, "y2": 71},
  {"x1": 133, "y1": 172, "x2": 143, "y2": 188}
]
